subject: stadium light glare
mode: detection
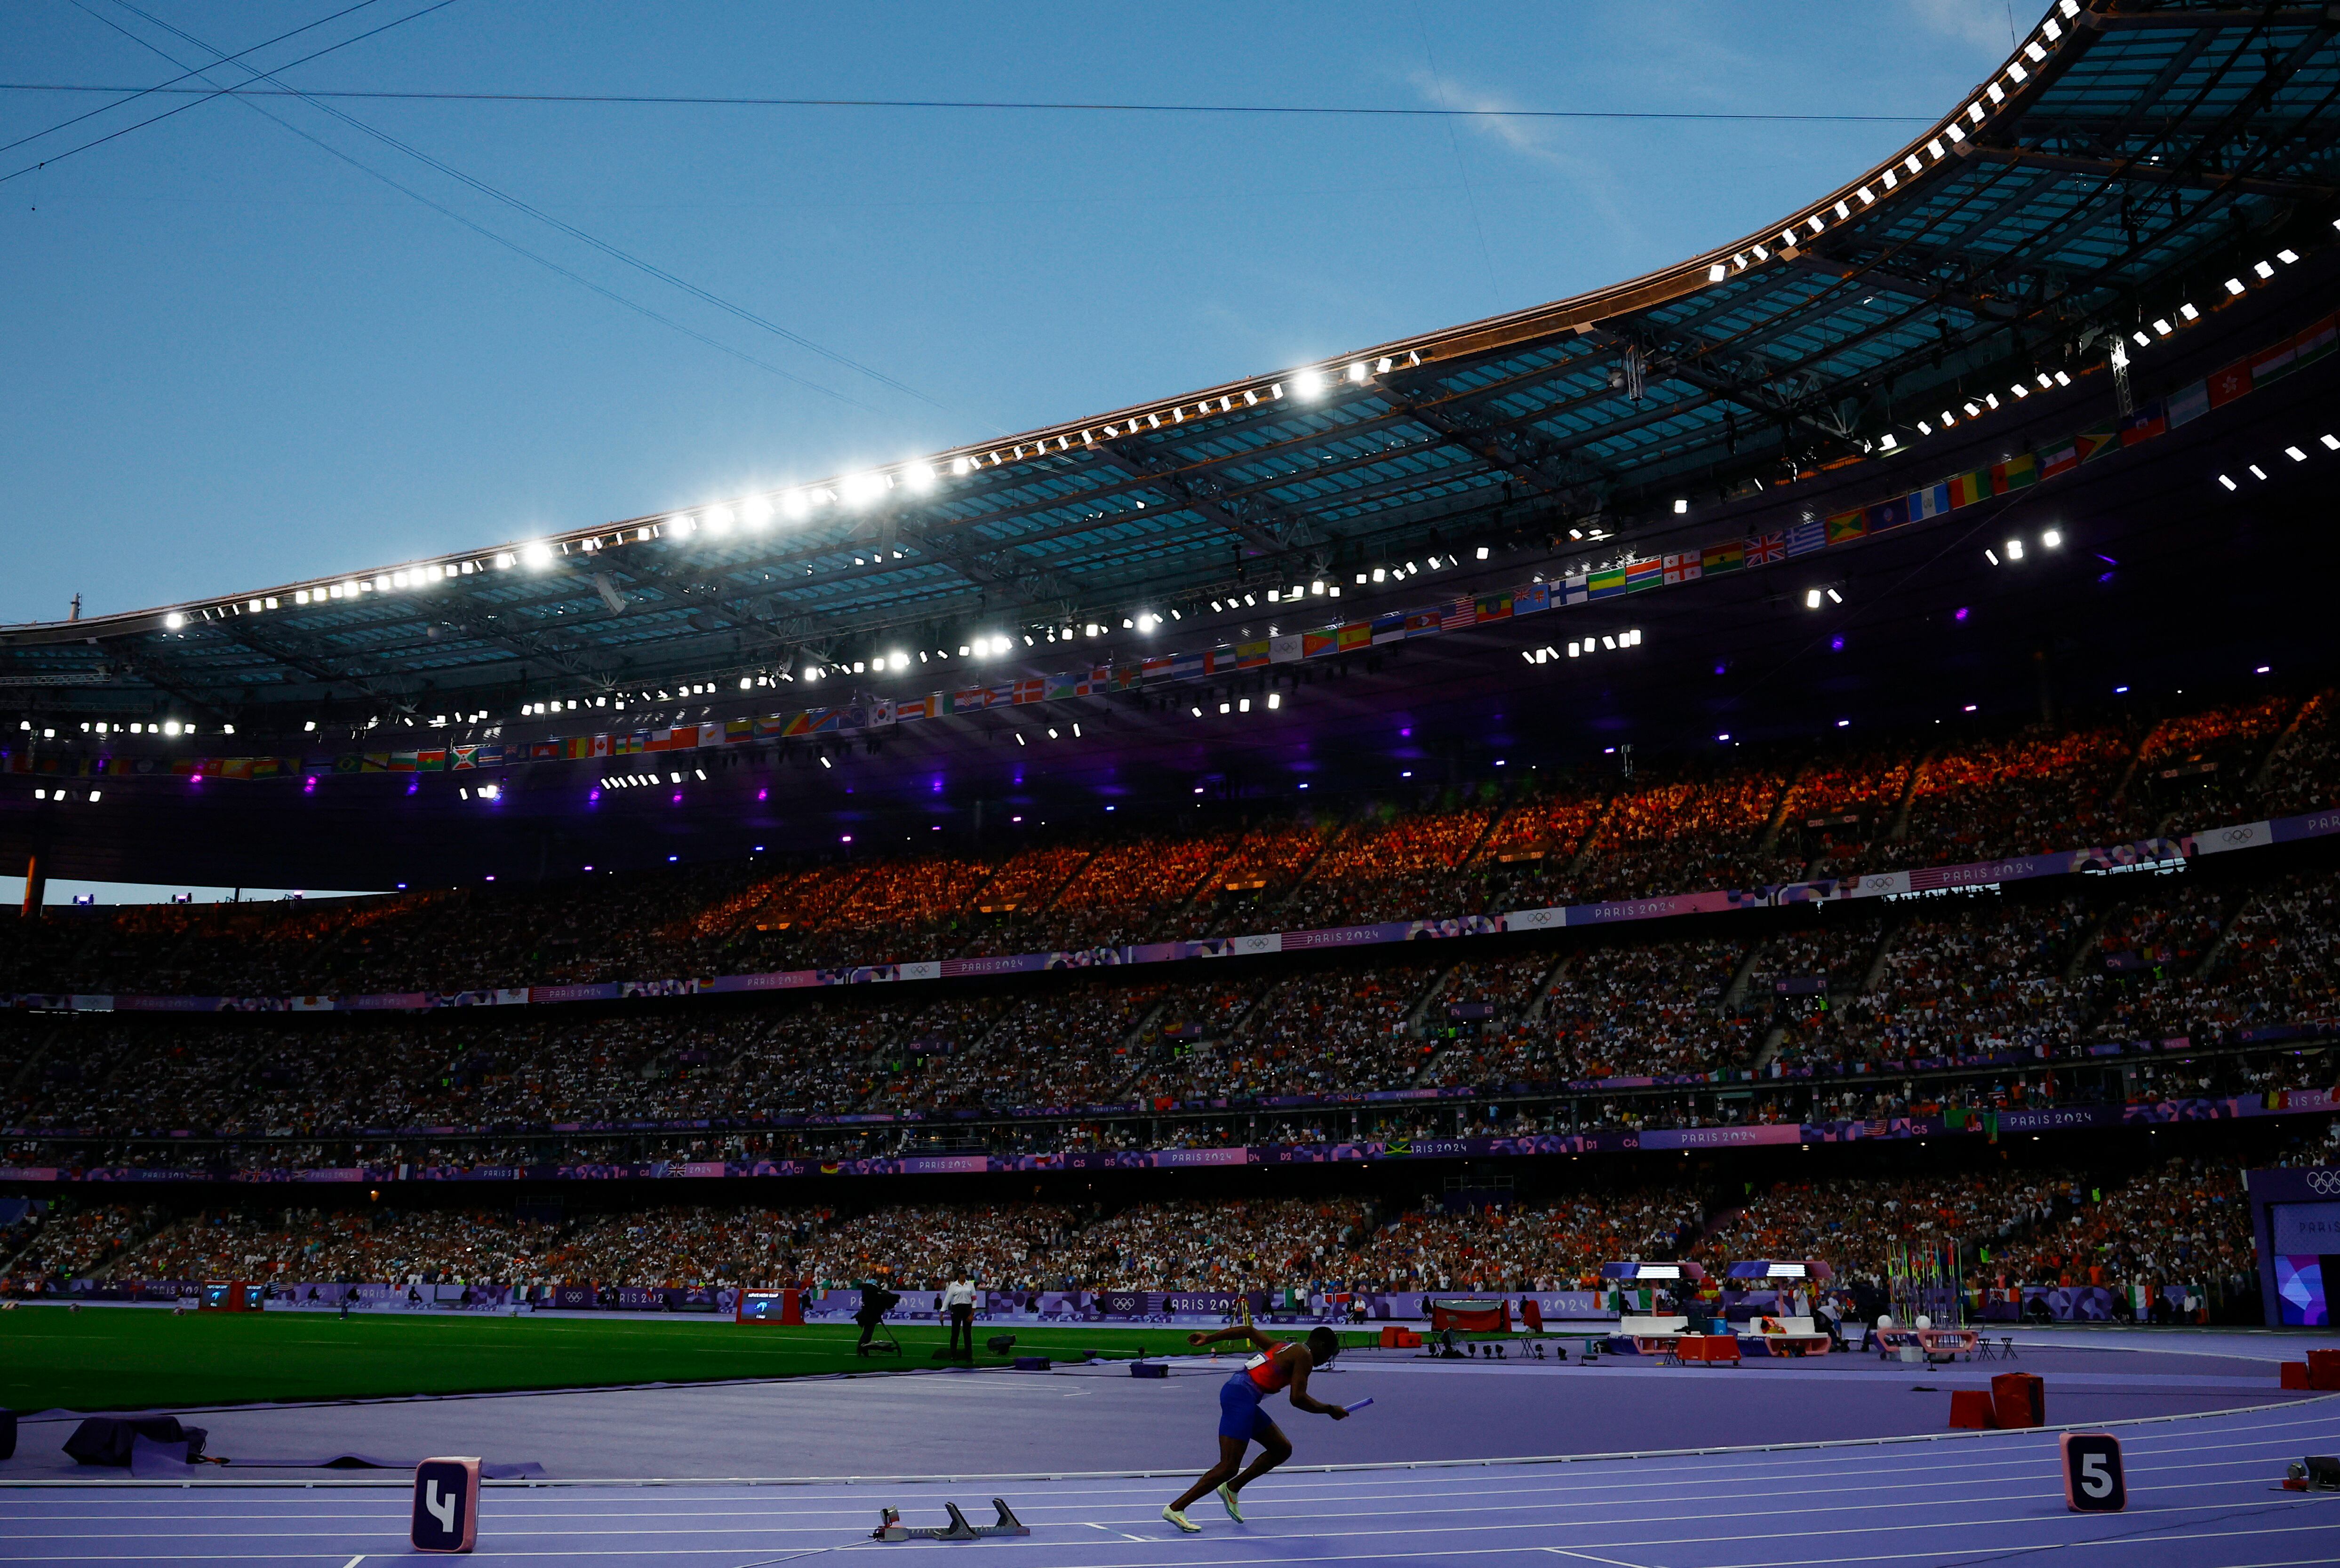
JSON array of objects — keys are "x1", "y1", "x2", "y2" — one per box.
[
  {"x1": 2287, "y1": 446, "x2": 2308, "y2": 463},
  {"x1": 1826, "y1": 588, "x2": 1842, "y2": 604},
  {"x1": 2254, "y1": 260, "x2": 2275, "y2": 279},
  {"x1": 164, "y1": 612, "x2": 184, "y2": 629},
  {"x1": 1672, "y1": 498, "x2": 1688, "y2": 514},
  {"x1": 1985, "y1": 548, "x2": 2000, "y2": 565},
  {"x1": 2005, "y1": 538, "x2": 2025, "y2": 560},
  {"x1": 2225, "y1": 277, "x2": 2246, "y2": 294},
  {"x1": 2250, "y1": 464, "x2": 2268, "y2": 480},
  {"x1": 1804, "y1": 589, "x2": 1822, "y2": 609},
  {"x1": 1267, "y1": 692, "x2": 1281, "y2": 709},
  {"x1": 2042, "y1": 529, "x2": 2062, "y2": 548}
]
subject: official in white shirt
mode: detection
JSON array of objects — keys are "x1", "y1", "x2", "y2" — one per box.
[{"x1": 942, "y1": 1270, "x2": 979, "y2": 1358}]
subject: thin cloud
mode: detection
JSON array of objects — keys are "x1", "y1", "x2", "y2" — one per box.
[
  {"x1": 1904, "y1": 0, "x2": 2018, "y2": 52},
  {"x1": 1406, "y1": 69, "x2": 1640, "y2": 240}
]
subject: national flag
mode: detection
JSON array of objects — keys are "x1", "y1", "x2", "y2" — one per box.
[
  {"x1": 390, "y1": 750, "x2": 418, "y2": 772},
  {"x1": 554, "y1": 739, "x2": 586, "y2": 760},
  {"x1": 2164, "y1": 380, "x2": 2209, "y2": 429},
  {"x1": 1302, "y1": 629, "x2": 1340, "y2": 658},
  {"x1": 2118, "y1": 400, "x2": 2165, "y2": 445},
  {"x1": 1909, "y1": 483, "x2": 1953, "y2": 519},
  {"x1": 987, "y1": 682, "x2": 1020, "y2": 707},
  {"x1": 2039, "y1": 439, "x2": 2079, "y2": 480},
  {"x1": 949, "y1": 689, "x2": 989, "y2": 715},
  {"x1": 1141, "y1": 655, "x2": 1178, "y2": 680},
  {"x1": 1587, "y1": 567, "x2": 1629, "y2": 598},
  {"x1": 451, "y1": 745, "x2": 479, "y2": 770},
  {"x1": 725, "y1": 718, "x2": 752, "y2": 743},
  {"x1": 1561, "y1": 573, "x2": 1589, "y2": 605},
  {"x1": 1949, "y1": 470, "x2": 1990, "y2": 507},
  {"x1": 1701, "y1": 541, "x2": 1745, "y2": 575},
  {"x1": 1404, "y1": 610, "x2": 1443, "y2": 636},
  {"x1": 1621, "y1": 562, "x2": 1661, "y2": 593},
  {"x1": 417, "y1": 750, "x2": 447, "y2": 772},
  {"x1": 1744, "y1": 533, "x2": 1786, "y2": 566},
  {"x1": 217, "y1": 757, "x2": 255, "y2": 781},
  {"x1": 2075, "y1": 423, "x2": 2121, "y2": 463},
  {"x1": 1441, "y1": 596, "x2": 1477, "y2": 630},
  {"x1": 1169, "y1": 651, "x2": 1205, "y2": 678},
  {"x1": 1824, "y1": 509, "x2": 1866, "y2": 544},
  {"x1": 1371, "y1": 612, "x2": 1407, "y2": 645},
  {"x1": 1662, "y1": 552, "x2": 1701, "y2": 585},
  {"x1": 1045, "y1": 673, "x2": 1080, "y2": 700},
  {"x1": 1112, "y1": 664, "x2": 1140, "y2": 690},
  {"x1": 475, "y1": 745, "x2": 504, "y2": 767},
  {"x1": 647, "y1": 729, "x2": 676, "y2": 752},
  {"x1": 2204, "y1": 359, "x2": 2252, "y2": 408},
  {"x1": 1513, "y1": 582, "x2": 1550, "y2": 614},
  {"x1": 1785, "y1": 518, "x2": 1825, "y2": 557},
  {"x1": 2292, "y1": 313, "x2": 2337, "y2": 367},
  {"x1": 1205, "y1": 645, "x2": 1242, "y2": 673},
  {"x1": 2249, "y1": 337, "x2": 2298, "y2": 384},
  {"x1": 752, "y1": 717, "x2": 783, "y2": 740},
  {"x1": 1236, "y1": 640, "x2": 1272, "y2": 668},
  {"x1": 1475, "y1": 591, "x2": 1513, "y2": 620},
  {"x1": 895, "y1": 694, "x2": 939, "y2": 721},
  {"x1": 1865, "y1": 495, "x2": 1911, "y2": 532},
  {"x1": 1989, "y1": 454, "x2": 2037, "y2": 493}
]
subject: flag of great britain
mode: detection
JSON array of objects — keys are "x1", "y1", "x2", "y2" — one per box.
[{"x1": 1745, "y1": 532, "x2": 1788, "y2": 566}]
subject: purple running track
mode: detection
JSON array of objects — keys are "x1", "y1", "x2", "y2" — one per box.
[{"x1": 4, "y1": 1397, "x2": 2339, "y2": 1566}]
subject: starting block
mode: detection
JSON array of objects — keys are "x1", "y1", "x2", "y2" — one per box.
[{"x1": 873, "y1": 1499, "x2": 1030, "y2": 1542}]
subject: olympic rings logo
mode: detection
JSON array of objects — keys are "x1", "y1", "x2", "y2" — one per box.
[{"x1": 2306, "y1": 1170, "x2": 2340, "y2": 1195}]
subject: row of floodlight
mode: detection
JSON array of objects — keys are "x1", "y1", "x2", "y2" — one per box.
[{"x1": 2217, "y1": 431, "x2": 2339, "y2": 492}]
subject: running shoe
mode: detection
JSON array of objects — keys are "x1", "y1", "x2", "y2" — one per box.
[
  {"x1": 1163, "y1": 1505, "x2": 1201, "y2": 1533},
  {"x1": 1215, "y1": 1483, "x2": 1244, "y2": 1522}
]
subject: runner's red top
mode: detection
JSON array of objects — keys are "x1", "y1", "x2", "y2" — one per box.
[{"x1": 1244, "y1": 1344, "x2": 1293, "y2": 1392}]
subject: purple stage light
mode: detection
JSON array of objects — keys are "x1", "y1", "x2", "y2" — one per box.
[
  {"x1": 1954, "y1": 606, "x2": 1970, "y2": 621},
  {"x1": 756, "y1": 788, "x2": 767, "y2": 801},
  {"x1": 589, "y1": 788, "x2": 600, "y2": 801},
  {"x1": 841, "y1": 834, "x2": 853, "y2": 843},
  {"x1": 1829, "y1": 635, "x2": 1845, "y2": 651},
  {"x1": 671, "y1": 792, "x2": 681, "y2": 804}
]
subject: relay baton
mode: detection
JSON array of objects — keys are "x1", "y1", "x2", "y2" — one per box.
[{"x1": 1342, "y1": 1398, "x2": 1374, "y2": 1414}]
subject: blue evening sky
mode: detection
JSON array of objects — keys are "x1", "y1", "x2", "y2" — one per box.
[{"x1": 1, "y1": 0, "x2": 2020, "y2": 624}]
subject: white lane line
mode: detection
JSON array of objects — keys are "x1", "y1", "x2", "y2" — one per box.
[
  {"x1": 339, "y1": 1558, "x2": 364, "y2": 1568},
  {"x1": 1083, "y1": 1520, "x2": 1150, "y2": 1543},
  {"x1": 17, "y1": 1514, "x2": 2336, "y2": 1567},
  {"x1": 1540, "y1": 1550, "x2": 1653, "y2": 1568}
]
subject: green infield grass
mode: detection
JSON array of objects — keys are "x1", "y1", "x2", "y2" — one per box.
[{"x1": 0, "y1": 1306, "x2": 1381, "y2": 1413}]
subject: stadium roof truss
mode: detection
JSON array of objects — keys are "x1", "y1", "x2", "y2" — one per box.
[{"x1": 3, "y1": 0, "x2": 2336, "y2": 726}]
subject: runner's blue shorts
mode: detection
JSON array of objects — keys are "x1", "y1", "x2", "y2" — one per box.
[{"x1": 1219, "y1": 1372, "x2": 1276, "y2": 1441}]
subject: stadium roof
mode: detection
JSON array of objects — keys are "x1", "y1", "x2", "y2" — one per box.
[{"x1": 4, "y1": 0, "x2": 2336, "y2": 738}]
